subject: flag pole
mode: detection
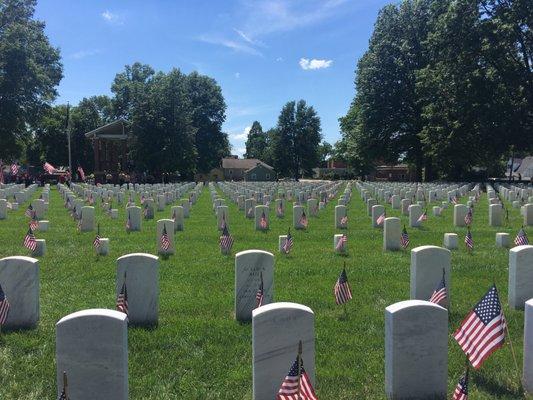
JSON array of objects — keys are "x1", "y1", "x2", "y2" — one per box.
[
  {"x1": 494, "y1": 281, "x2": 522, "y2": 391},
  {"x1": 297, "y1": 340, "x2": 303, "y2": 400},
  {"x1": 63, "y1": 371, "x2": 69, "y2": 400}
]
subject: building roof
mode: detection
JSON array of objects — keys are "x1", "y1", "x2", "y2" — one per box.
[
  {"x1": 222, "y1": 158, "x2": 273, "y2": 170},
  {"x1": 84, "y1": 119, "x2": 129, "y2": 139},
  {"x1": 516, "y1": 156, "x2": 533, "y2": 178},
  {"x1": 245, "y1": 163, "x2": 274, "y2": 173}
]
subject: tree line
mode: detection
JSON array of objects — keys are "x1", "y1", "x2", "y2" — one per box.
[
  {"x1": 338, "y1": 0, "x2": 532, "y2": 180},
  {"x1": 244, "y1": 100, "x2": 326, "y2": 179},
  {"x1": 1, "y1": 0, "x2": 230, "y2": 180}
]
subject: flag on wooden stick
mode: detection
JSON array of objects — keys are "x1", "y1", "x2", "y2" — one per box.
[
  {"x1": 453, "y1": 285, "x2": 506, "y2": 369},
  {"x1": 276, "y1": 341, "x2": 318, "y2": 400}
]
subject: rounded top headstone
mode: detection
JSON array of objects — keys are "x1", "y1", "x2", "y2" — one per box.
[
  {"x1": 117, "y1": 253, "x2": 159, "y2": 262},
  {"x1": 510, "y1": 245, "x2": 533, "y2": 254},
  {"x1": 252, "y1": 302, "x2": 313, "y2": 318},
  {"x1": 386, "y1": 299, "x2": 446, "y2": 314},
  {"x1": 57, "y1": 308, "x2": 128, "y2": 326},
  {"x1": 0, "y1": 255, "x2": 39, "y2": 264},
  {"x1": 235, "y1": 249, "x2": 274, "y2": 258}
]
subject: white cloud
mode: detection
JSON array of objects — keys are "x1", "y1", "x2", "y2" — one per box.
[
  {"x1": 299, "y1": 58, "x2": 333, "y2": 70},
  {"x1": 231, "y1": 126, "x2": 251, "y2": 141},
  {"x1": 69, "y1": 49, "x2": 101, "y2": 60},
  {"x1": 235, "y1": 72, "x2": 240, "y2": 79},
  {"x1": 276, "y1": 57, "x2": 284, "y2": 62},
  {"x1": 102, "y1": 10, "x2": 123, "y2": 25},
  {"x1": 197, "y1": 35, "x2": 263, "y2": 56},
  {"x1": 235, "y1": 147, "x2": 247, "y2": 157},
  {"x1": 240, "y1": 0, "x2": 349, "y2": 37}
]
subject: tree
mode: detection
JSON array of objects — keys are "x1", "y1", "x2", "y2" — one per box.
[
  {"x1": 70, "y1": 96, "x2": 114, "y2": 172},
  {"x1": 128, "y1": 69, "x2": 197, "y2": 178},
  {"x1": 186, "y1": 72, "x2": 229, "y2": 173},
  {"x1": 30, "y1": 104, "x2": 69, "y2": 166},
  {"x1": 271, "y1": 100, "x2": 322, "y2": 179},
  {"x1": 245, "y1": 121, "x2": 268, "y2": 159},
  {"x1": 317, "y1": 141, "x2": 333, "y2": 164},
  {"x1": 0, "y1": 0, "x2": 62, "y2": 161}
]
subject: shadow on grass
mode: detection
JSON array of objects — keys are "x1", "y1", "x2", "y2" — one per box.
[{"x1": 473, "y1": 372, "x2": 522, "y2": 398}]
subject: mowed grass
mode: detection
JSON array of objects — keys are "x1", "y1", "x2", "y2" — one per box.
[{"x1": 0, "y1": 183, "x2": 529, "y2": 399}]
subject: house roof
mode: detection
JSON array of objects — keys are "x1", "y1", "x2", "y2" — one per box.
[
  {"x1": 222, "y1": 158, "x2": 273, "y2": 170},
  {"x1": 516, "y1": 156, "x2": 533, "y2": 178},
  {"x1": 245, "y1": 163, "x2": 274, "y2": 173},
  {"x1": 84, "y1": 119, "x2": 129, "y2": 139}
]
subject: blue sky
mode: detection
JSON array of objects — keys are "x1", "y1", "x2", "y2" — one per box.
[{"x1": 35, "y1": 0, "x2": 390, "y2": 157}]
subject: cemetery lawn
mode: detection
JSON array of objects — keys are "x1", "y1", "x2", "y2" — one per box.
[{"x1": 0, "y1": 184, "x2": 528, "y2": 399}]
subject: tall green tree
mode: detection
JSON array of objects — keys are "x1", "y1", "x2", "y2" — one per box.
[
  {"x1": 186, "y1": 71, "x2": 229, "y2": 173},
  {"x1": 0, "y1": 0, "x2": 62, "y2": 160},
  {"x1": 271, "y1": 100, "x2": 321, "y2": 179},
  {"x1": 30, "y1": 104, "x2": 69, "y2": 166},
  {"x1": 245, "y1": 121, "x2": 268, "y2": 159},
  {"x1": 70, "y1": 95, "x2": 114, "y2": 172},
  {"x1": 340, "y1": 0, "x2": 445, "y2": 179}
]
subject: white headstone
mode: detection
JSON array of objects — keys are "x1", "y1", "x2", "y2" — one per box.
[
  {"x1": 335, "y1": 205, "x2": 347, "y2": 229},
  {"x1": 171, "y1": 206, "x2": 184, "y2": 231},
  {"x1": 156, "y1": 219, "x2": 175, "y2": 255},
  {"x1": 56, "y1": 309, "x2": 128, "y2": 400},
  {"x1": 443, "y1": 233, "x2": 458, "y2": 250},
  {"x1": 252, "y1": 302, "x2": 315, "y2": 400},
  {"x1": 0, "y1": 256, "x2": 39, "y2": 329},
  {"x1": 80, "y1": 206, "x2": 95, "y2": 232},
  {"x1": 408, "y1": 204, "x2": 422, "y2": 227},
  {"x1": 509, "y1": 245, "x2": 533, "y2": 310},
  {"x1": 523, "y1": 299, "x2": 533, "y2": 393},
  {"x1": 410, "y1": 245, "x2": 451, "y2": 308},
  {"x1": 489, "y1": 204, "x2": 502, "y2": 226},
  {"x1": 234, "y1": 250, "x2": 274, "y2": 322},
  {"x1": 126, "y1": 206, "x2": 142, "y2": 231},
  {"x1": 116, "y1": 253, "x2": 159, "y2": 325},
  {"x1": 385, "y1": 300, "x2": 447, "y2": 399},
  {"x1": 383, "y1": 217, "x2": 401, "y2": 251},
  {"x1": 453, "y1": 204, "x2": 468, "y2": 227}
]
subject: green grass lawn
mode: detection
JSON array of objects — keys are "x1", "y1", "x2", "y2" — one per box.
[{"x1": 0, "y1": 183, "x2": 529, "y2": 399}]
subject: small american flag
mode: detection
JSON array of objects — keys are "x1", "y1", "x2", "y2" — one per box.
[
  {"x1": 452, "y1": 366, "x2": 469, "y2": 400},
  {"x1": 429, "y1": 269, "x2": 447, "y2": 306},
  {"x1": 465, "y1": 229, "x2": 473, "y2": 251},
  {"x1": 25, "y1": 204, "x2": 35, "y2": 218},
  {"x1": 116, "y1": 279, "x2": 128, "y2": 315},
  {"x1": 336, "y1": 234, "x2": 347, "y2": 252},
  {"x1": 299, "y1": 211, "x2": 308, "y2": 228},
  {"x1": 453, "y1": 285, "x2": 506, "y2": 368},
  {"x1": 255, "y1": 272, "x2": 264, "y2": 308},
  {"x1": 376, "y1": 212, "x2": 386, "y2": 226},
  {"x1": 126, "y1": 213, "x2": 131, "y2": 231},
  {"x1": 451, "y1": 196, "x2": 458, "y2": 204},
  {"x1": 88, "y1": 193, "x2": 94, "y2": 205},
  {"x1": 10, "y1": 163, "x2": 18, "y2": 175},
  {"x1": 23, "y1": 227, "x2": 37, "y2": 251},
  {"x1": 340, "y1": 215, "x2": 348, "y2": 227},
  {"x1": 219, "y1": 225, "x2": 234, "y2": 253},
  {"x1": 283, "y1": 229, "x2": 294, "y2": 254},
  {"x1": 464, "y1": 208, "x2": 473, "y2": 225},
  {"x1": 160, "y1": 225, "x2": 171, "y2": 251},
  {"x1": 93, "y1": 234, "x2": 101, "y2": 249},
  {"x1": 260, "y1": 211, "x2": 268, "y2": 229},
  {"x1": 141, "y1": 195, "x2": 145, "y2": 204},
  {"x1": 143, "y1": 204, "x2": 149, "y2": 218},
  {"x1": 0, "y1": 283, "x2": 11, "y2": 326},
  {"x1": 77, "y1": 166, "x2": 85, "y2": 181},
  {"x1": 277, "y1": 201, "x2": 284, "y2": 217},
  {"x1": 400, "y1": 226, "x2": 410, "y2": 249},
  {"x1": 276, "y1": 345, "x2": 318, "y2": 400},
  {"x1": 29, "y1": 217, "x2": 39, "y2": 231},
  {"x1": 334, "y1": 267, "x2": 352, "y2": 305},
  {"x1": 514, "y1": 227, "x2": 529, "y2": 246},
  {"x1": 43, "y1": 162, "x2": 56, "y2": 174},
  {"x1": 417, "y1": 210, "x2": 427, "y2": 223},
  {"x1": 247, "y1": 207, "x2": 253, "y2": 217}
]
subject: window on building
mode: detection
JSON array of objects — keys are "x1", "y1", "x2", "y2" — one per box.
[{"x1": 266, "y1": 174, "x2": 270, "y2": 179}]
